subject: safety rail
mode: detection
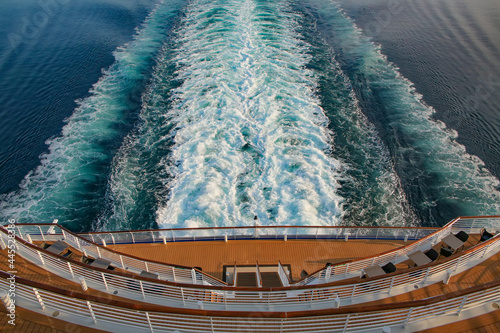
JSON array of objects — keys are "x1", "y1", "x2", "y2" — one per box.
[
  {"x1": 2, "y1": 270, "x2": 500, "y2": 332},
  {"x1": 256, "y1": 262, "x2": 262, "y2": 288},
  {"x1": 278, "y1": 261, "x2": 290, "y2": 287},
  {"x1": 299, "y1": 216, "x2": 500, "y2": 283},
  {"x1": 79, "y1": 225, "x2": 438, "y2": 245},
  {"x1": 2, "y1": 224, "x2": 227, "y2": 287},
  {"x1": 2, "y1": 224, "x2": 500, "y2": 312},
  {"x1": 232, "y1": 262, "x2": 237, "y2": 287},
  {"x1": 5, "y1": 216, "x2": 500, "y2": 286}
]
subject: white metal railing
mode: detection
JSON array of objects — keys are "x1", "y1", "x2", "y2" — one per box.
[
  {"x1": 5, "y1": 216, "x2": 500, "y2": 287},
  {"x1": 2, "y1": 271, "x2": 500, "y2": 333},
  {"x1": 256, "y1": 262, "x2": 262, "y2": 288},
  {"x1": 5, "y1": 224, "x2": 227, "y2": 287},
  {"x1": 78, "y1": 225, "x2": 438, "y2": 245},
  {"x1": 4, "y1": 223, "x2": 440, "y2": 285},
  {"x1": 278, "y1": 261, "x2": 290, "y2": 287},
  {"x1": 303, "y1": 216, "x2": 500, "y2": 283},
  {"x1": 3, "y1": 224, "x2": 500, "y2": 312}
]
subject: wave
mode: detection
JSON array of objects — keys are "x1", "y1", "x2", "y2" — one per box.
[
  {"x1": 148, "y1": 0, "x2": 346, "y2": 228},
  {"x1": 0, "y1": 0, "x2": 184, "y2": 230},
  {"x1": 307, "y1": 0, "x2": 500, "y2": 225}
]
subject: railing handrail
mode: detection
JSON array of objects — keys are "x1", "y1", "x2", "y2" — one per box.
[
  {"x1": 6, "y1": 216, "x2": 500, "y2": 288},
  {"x1": 0, "y1": 224, "x2": 228, "y2": 287},
  {"x1": 3, "y1": 269, "x2": 500, "y2": 316},
  {"x1": 8, "y1": 215, "x2": 499, "y2": 235},
  {"x1": 2, "y1": 269, "x2": 500, "y2": 332},
  {"x1": 2, "y1": 222, "x2": 500, "y2": 312}
]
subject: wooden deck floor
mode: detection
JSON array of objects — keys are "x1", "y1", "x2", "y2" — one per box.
[
  {"x1": 2, "y1": 236, "x2": 499, "y2": 332},
  {"x1": 109, "y1": 238, "x2": 411, "y2": 281}
]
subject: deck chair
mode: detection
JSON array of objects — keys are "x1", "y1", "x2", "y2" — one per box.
[
  {"x1": 81, "y1": 255, "x2": 94, "y2": 265},
  {"x1": 62, "y1": 250, "x2": 73, "y2": 259},
  {"x1": 381, "y1": 262, "x2": 396, "y2": 274},
  {"x1": 424, "y1": 249, "x2": 439, "y2": 262},
  {"x1": 439, "y1": 246, "x2": 454, "y2": 258},
  {"x1": 480, "y1": 228, "x2": 494, "y2": 243},
  {"x1": 455, "y1": 231, "x2": 469, "y2": 243}
]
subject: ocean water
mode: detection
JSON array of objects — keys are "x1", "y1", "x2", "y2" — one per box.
[{"x1": 0, "y1": 0, "x2": 499, "y2": 232}]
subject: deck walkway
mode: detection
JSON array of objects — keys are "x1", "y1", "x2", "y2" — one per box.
[
  {"x1": 108, "y1": 238, "x2": 411, "y2": 281},
  {"x1": 2, "y1": 236, "x2": 499, "y2": 332}
]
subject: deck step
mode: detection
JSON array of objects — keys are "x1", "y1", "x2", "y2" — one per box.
[
  {"x1": 261, "y1": 272, "x2": 282, "y2": 288},
  {"x1": 237, "y1": 272, "x2": 257, "y2": 287}
]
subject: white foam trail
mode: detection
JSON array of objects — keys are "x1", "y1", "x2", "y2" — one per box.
[
  {"x1": 0, "y1": 0, "x2": 183, "y2": 227},
  {"x1": 155, "y1": 0, "x2": 345, "y2": 228}
]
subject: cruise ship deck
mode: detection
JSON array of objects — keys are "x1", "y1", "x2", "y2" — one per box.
[{"x1": 1, "y1": 216, "x2": 500, "y2": 332}]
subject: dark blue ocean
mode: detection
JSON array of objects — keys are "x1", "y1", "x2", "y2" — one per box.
[{"x1": 1, "y1": 0, "x2": 499, "y2": 232}]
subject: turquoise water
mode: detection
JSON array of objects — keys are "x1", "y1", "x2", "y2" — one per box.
[{"x1": 1, "y1": 0, "x2": 499, "y2": 231}]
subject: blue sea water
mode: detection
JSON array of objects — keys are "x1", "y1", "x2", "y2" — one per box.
[{"x1": 0, "y1": 0, "x2": 499, "y2": 231}]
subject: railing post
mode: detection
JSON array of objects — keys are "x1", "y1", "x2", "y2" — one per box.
[
  {"x1": 79, "y1": 276, "x2": 88, "y2": 291},
  {"x1": 38, "y1": 226, "x2": 45, "y2": 241},
  {"x1": 191, "y1": 269, "x2": 197, "y2": 284},
  {"x1": 38, "y1": 251, "x2": 46, "y2": 266},
  {"x1": 120, "y1": 255, "x2": 125, "y2": 269},
  {"x1": 75, "y1": 236, "x2": 82, "y2": 251},
  {"x1": 146, "y1": 312, "x2": 154, "y2": 333},
  {"x1": 388, "y1": 276, "x2": 395, "y2": 294},
  {"x1": 456, "y1": 295, "x2": 468, "y2": 316},
  {"x1": 33, "y1": 288, "x2": 46, "y2": 310},
  {"x1": 87, "y1": 301, "x2": 98, "y2": 324},
  {"x1": 110, "y1": 233, "x2": 116, "y2": 245},
  {"x1": 343, "y1": 314, "x2": 350, "y2": 333},
  {"x1": 482, "y1": 243, "x2": 491, "y2": 258},
  {"x1": 140, "y1": 281, "x2": 146, "y2": 299},
  {"x1": 454, "y1": 256, "x2": 462, "y2": 272},
  {"x1": 0, "y1": 291, "x2": 13, "y2": 309},
  {"x1": 422, "y1": 267, "x2": 431, "y2": 284},
  {"x1": 326, "y1": 266, "x2": 332, "y2": 280},
  {"x1": 443, "y1": 269, "x2": 452, "y2": 285},
  {"x1": 333, "y1": 295, "x2": 340, "y2": 308},
  {"x1": 344, "y1": 263, "x2": 350, "y2": 277},
  {"x1": 350, "y1": 284, "x2": 357, "y2": 300},
  {"x1": 67, "y1": 262, "x2": 75, "y2": 279},
  {"x1": 101, "y1": 273, "x2": 109, "y2": 291},
  {"x1": 145, "y1": 262, "x2": 149, "y2": 272},
  {"x1": 180, "y1": 287, "x2": 185, "y2": 306},
  {"x1": 0, "y1": 236, "x2": 6, "y2": 250},
  {"x1": 403, "y1": 307, "x2": 413, "y2": 326}
]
